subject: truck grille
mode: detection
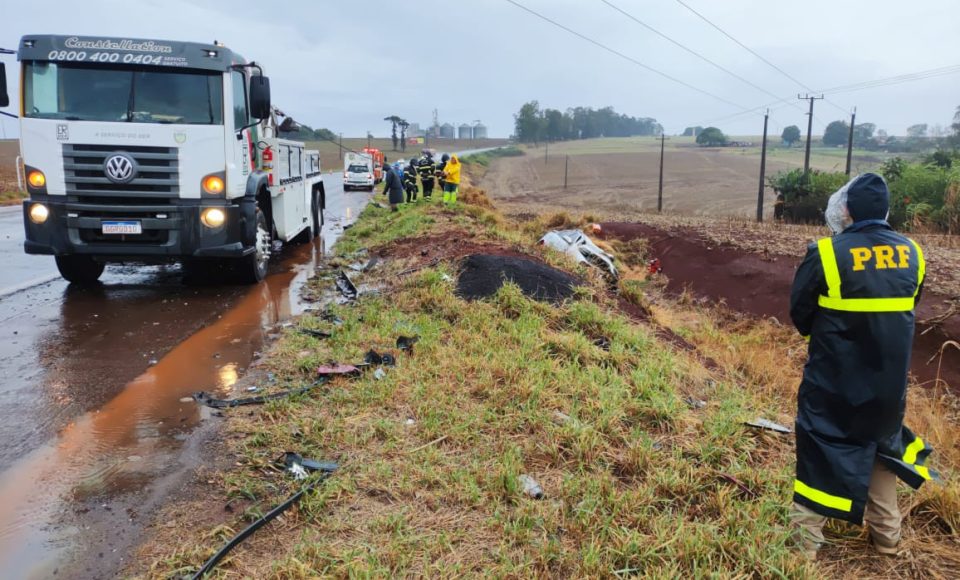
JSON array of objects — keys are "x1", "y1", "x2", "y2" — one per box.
[{"x1": 62, "y1": 144, "x2": 180, "y2": 198}]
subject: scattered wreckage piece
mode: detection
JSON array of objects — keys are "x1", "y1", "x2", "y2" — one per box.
[
  {"x1": 192, "y1": 380, "x2": 327, "y2": 409},
  {"x1": 396, "y1": 335, "x2": 420, "y2": 352},
  {"x1": 539, "y1": 229, "x2": 619, "y2": 280},
  {"x1": 190, "y1": 460, "x2": 338, "y2": 580},
  {"x1": 297, "y1": 328, "x2": 332, "y2": 339},
  {"x1": 317, "y1": 363, "x2": 361, "y2": 377},
  {"x1": 745, "y1": 418, "x2": 792, "y2": 434},
  {"x1": 335, "y1": 270, "x2": 359, "y2": 301}
]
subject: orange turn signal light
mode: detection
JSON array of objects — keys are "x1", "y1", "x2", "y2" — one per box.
[
  {"x1": 202, "y1": 175, "x2": 225, "y2": 195},
  {"x1": 28, "y1": 170, "x2": 46, "y2": 188}
]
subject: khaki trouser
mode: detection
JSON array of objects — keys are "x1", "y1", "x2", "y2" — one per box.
[{"x1": 792, "y1": 460, "x2": 901, "y2": 552}]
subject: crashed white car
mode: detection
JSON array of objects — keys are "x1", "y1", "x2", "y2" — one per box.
[{"x1": 539, "y1": 230, "x2": 619, "y2": 279}]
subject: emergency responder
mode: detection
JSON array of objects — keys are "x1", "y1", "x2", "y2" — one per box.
[
  {"x1": 436, "y1": 153, "x2": 449, "y2": 194},
  {"x1": 417, "y1": 151, "x2": 436, "y2": 200},
  {"x1": 789, "y1": 173, "x2": 936, "y2": 560},
  {"x1": 403, "y1": 158, "x2": 419, "y2": 203},
  {"x1": 381, "y1": 163, "x2": 404, "y2": 212},
  {"x1": 441, "y1": 154, "x2": 461, "y2": 205}
]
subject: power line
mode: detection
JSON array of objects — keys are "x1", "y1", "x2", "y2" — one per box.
[
  {"x1": 599, "y1": 0, "x2": 806, "y2": 115},
  {"x1": 503, "y1": 0, "x2": 750, "y2": 112},
  {"x1": 672, "y1": 0, "x2": 850, "y2": 116}
]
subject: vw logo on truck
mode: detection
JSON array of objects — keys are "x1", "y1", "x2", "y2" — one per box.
[{"x1": 103, "y1": 153, "x2": 138, "y2": 184}]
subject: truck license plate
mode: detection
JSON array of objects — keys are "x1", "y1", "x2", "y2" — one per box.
[{"x1": 101, "y1": 221, "x2": 142, "y2": 235}]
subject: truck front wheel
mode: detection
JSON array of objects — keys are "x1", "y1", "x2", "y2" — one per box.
[
  {"x1": 55, "y1": 256, "x2": 105, "y2": 284},
  {"x1": 236, "y1": 207, "x2": 271, "y2": 283}
]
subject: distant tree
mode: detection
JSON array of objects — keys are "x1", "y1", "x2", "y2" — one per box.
[
  {"x1": 853, "y1": 122, "x2": 876, "y2": 146},
  {"x1": 781, "y1": 125, "x2": 801, "y2": 146},
  {"x1": 514, "y1": 101, "x2": 544, "y2": 144},
  {"x1": 877, "y1": 129, "x2": 888, "y2": 140},
  {"x1": 696, "y1": 127, "x2": 727, "y2": 147},
  {"x1": 951, "y1": 105, "x2": 960, "y2": 147},
  {"x1": 399, "y1": 119, "x2": 409, "y2": 152},
  {"x1": 682, "y1": 126, "x2": 704, "y2": 137},
  {"x1": 383, "y1": 115, "x2": 402, "y2": 150},
  {"x1": 906, "y1": 123, "x2": 928, "y2": 138},
  {"x1": 823, "y1": 120, "x2": 849, "y2": 146}
]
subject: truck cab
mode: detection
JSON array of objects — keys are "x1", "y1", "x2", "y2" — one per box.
[{"x1": 8, "y1": 35, "x2": 324, "y2": 284}]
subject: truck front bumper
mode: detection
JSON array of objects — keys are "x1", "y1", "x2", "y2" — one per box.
[{"x1": 23, "y1": 198, "x2": 254, "y2": 261}]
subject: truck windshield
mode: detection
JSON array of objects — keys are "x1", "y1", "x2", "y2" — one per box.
[
  {"x1": 348, "y1": 165, "x2": 370, "y2": 173},
  {"x1": 23, "y1": 61, "x2": 224, "y2": 125}
]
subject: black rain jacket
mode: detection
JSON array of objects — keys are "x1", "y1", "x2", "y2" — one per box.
[{"x1": 790, "y1": 220, "x2": 936, "y2": 523}]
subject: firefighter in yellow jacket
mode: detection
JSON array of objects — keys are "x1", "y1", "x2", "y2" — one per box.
[
  {"x1": 789, "y1": 173, "x2": 937, "y2": 559},
  {"x1": 441, "y1": 154, "x2": 461, "y2": 205}
]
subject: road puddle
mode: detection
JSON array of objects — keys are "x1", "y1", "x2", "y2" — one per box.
[{"x1": 0, "y1": 238, "x2": 328, "y2": 579}]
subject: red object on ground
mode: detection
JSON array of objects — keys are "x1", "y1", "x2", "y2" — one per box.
[{"x1": 648, "y1": 258, "x2": 662, "y2": 274}]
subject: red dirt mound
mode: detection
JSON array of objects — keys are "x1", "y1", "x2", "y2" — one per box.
[{"x1": 600, "y1": 222, "x2": 960, "y2": 392}]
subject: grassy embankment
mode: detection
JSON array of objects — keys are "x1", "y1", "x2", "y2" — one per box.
[{"x1": 138, "y1": 173, "x2": 959, "y2": 578}]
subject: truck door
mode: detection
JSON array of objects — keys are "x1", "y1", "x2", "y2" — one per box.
[{"x1": 229, "y1": 71, "x2": 251, "y2": 196}]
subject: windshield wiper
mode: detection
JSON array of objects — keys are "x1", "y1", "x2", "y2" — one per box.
[{"x1": 126, "y1": 72, "x2": 136, "y2": 122}]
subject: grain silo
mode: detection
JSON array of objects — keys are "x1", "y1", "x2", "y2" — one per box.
[
  {"x1": 439, "y1": 123, "x2": 455, "y2": 139},
  {"x1": 472, "y1": 122, "x2": 488, "y2": 139},
  {"x1": 458, "y1": 124, "x2": 473, "y2": 140}
]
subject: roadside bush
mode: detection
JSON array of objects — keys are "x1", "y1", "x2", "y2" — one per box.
[{"x1": 768, "y1": 168, "x2": 848, "y2": 224}]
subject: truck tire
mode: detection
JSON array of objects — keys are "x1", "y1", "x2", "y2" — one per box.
[
  {"x1": 311, "y1": 187, "x2": 321, "y2": 238},
  {"x1": 55, "y1": 255, "x2": 105, "y2": 284},
  {"x1": 236, "y1": 207, "x2": 271, "y2": 283}
]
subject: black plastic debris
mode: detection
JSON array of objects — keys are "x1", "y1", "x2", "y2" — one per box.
[
  {"x1": 745, "y1": 418, "x2": 792, "y2": 434},
  {"x1": 363, "y1": 350, "x2": 396, "y2": 367},
  {"x1": 191, "y1": 462, "x2": 337, "y2": 580},
  {"x1": 593, "y1": 336, "x2": 611, "y2": 351},
  {"x1": 335, "y1": 270, "x2": 358, "y2": 301},
  {"x1": 192, "y1": 381, "x2": 324, "y2": 409},
  {"x1": 319, "y1": 309, "x2": 344, "y2": 326},
  {"x1": 297, "y1": 328, "x2": 332, "y2": 339},
  {"x1": 396, "y1": 335, "x2": 420, "y2": 352},
  {"x1": 282, "y1": 452, "x2": 338, "y2": 476}
]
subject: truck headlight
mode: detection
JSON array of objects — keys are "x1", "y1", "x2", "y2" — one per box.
[
  {"x1": 201, "y1": 207, "x2": 226, "y2": 228},
  {"x1": 29, "y1": 203, "x2": 49, "y2": 224},
  {"x1": 28, "y1": 170, "x2": 46, "y2": 188}
]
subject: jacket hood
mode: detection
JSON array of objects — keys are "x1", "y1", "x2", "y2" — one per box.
[
  {"x1": 449, "y1": 155, "x2": 459, "y2": 164},
  {"x1": 845, "y1": 173, "x2": 889, "y2": 222}
]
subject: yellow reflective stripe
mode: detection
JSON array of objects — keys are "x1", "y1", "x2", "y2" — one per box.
[
  {"x1": 908, "y1": 238, "x2": 925, "y2": 295},
  {"x1": 794, "y1": 480, "x2": 853, "y2": 512},
  {"x1": 817, "y1": 238, "x2": 842, "y2": 298},
  {"x1": 901, "y1": 436, "x2": 932, "y2": 480},
  {"x1": 903, "y1": 436, "x2": 925, "y2": 464},
  {"x1": 817, "y1": 295, "x2": 916, "y2": 312}
]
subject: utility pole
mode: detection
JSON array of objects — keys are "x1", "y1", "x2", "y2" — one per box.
[
  {"x1": 564, "y1": 155, "x2": 569, "y2": 189},
  {"x1": 798, "y1": 93, "x2": 824, "y2": 176},
  {"x1": 366, "y1": 131, "x2": 371, "y2": 149},
  {"x1": 845, "y1": 107, "x2": 857, "y2": 176},
  {"x1": 757, "y1": 110, "x2": 769, "y2": 222},
  {"x1": 658, "y1": 133, "x2": 667, "y2": 212},
  {"x1": 338, "y1": 133, "x2": 343, "y2": 160}
]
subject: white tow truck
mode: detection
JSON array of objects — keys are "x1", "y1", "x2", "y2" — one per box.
[{"x1": 4, "y1": 34, "x2": 325, "y2": 284}]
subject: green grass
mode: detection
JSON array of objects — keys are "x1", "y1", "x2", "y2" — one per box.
[
  {"x1": 141, "y1": 190, "x2": 960, "y2": 579},
  {"x1": 0, "y1": 190, "x2": 25, "y2": 205}
]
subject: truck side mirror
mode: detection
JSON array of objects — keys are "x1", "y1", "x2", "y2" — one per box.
[
  {"x1": 0, "y1": 63, "x2": 9, "y2": 108},
  {"x1": 249, "y1": 75, "x2": 271, "y2": 120}
]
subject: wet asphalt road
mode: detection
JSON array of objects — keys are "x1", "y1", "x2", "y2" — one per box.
[{"x1": 0, "y1": 174, "x2": 370, "y2": 579}]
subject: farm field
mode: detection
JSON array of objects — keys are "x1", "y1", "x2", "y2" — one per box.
[{"x1": 479, "y1": 137, "x2": 908, "y2": 219}]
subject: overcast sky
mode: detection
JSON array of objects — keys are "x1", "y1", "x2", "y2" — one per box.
[{"x1": 2, "y1": 0, "x2": 959, "y2": 139}]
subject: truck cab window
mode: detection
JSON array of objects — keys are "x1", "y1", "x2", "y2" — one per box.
[
  {"x1": 23, "y1": 61, "x2": 223, "y2": 125},
  {"x1": 231, "y1": 71, "x2": 249, "y2": 130}
]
